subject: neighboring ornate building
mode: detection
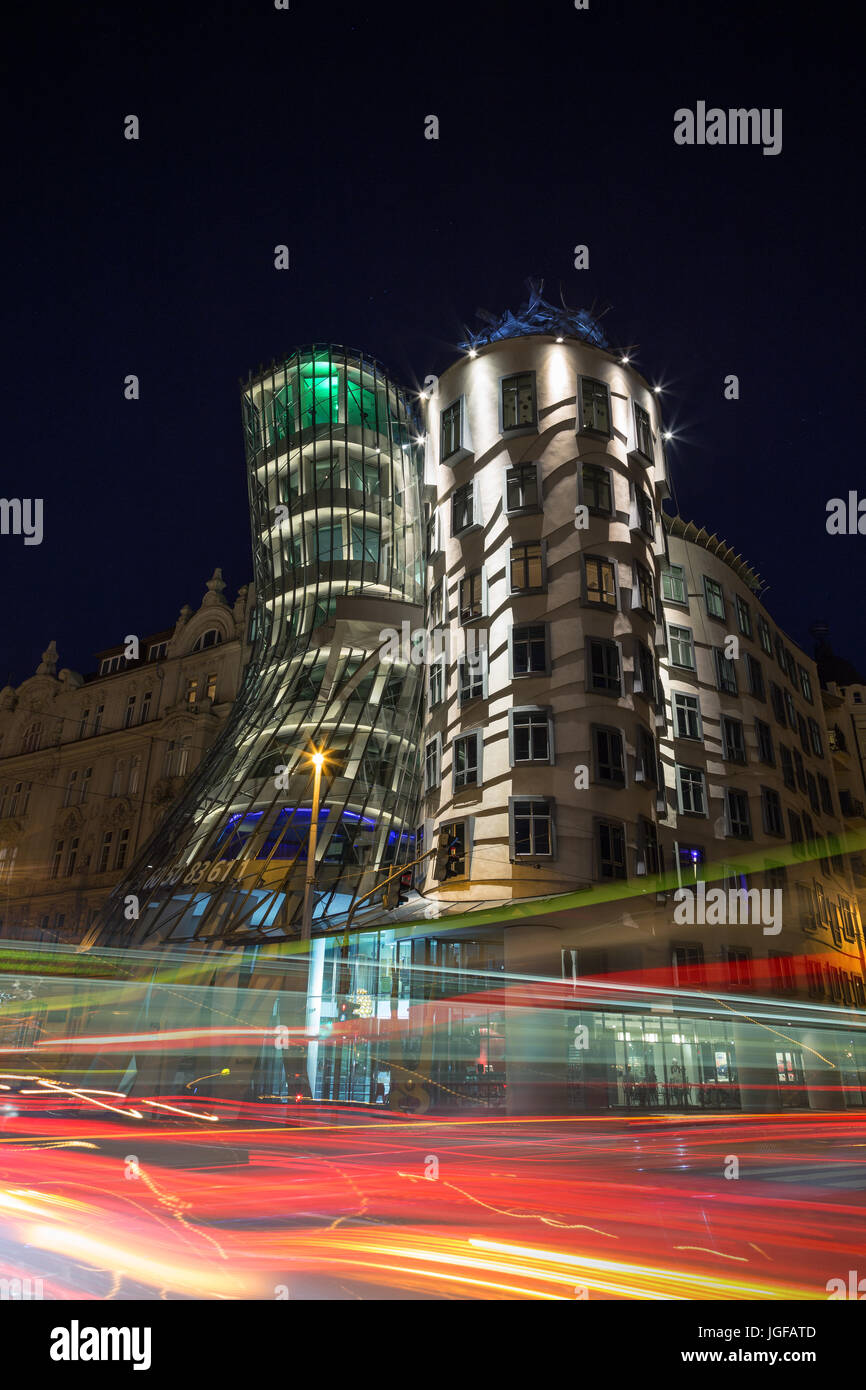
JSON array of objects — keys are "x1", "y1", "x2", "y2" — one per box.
[
  {"x1": 0, "y1": 570, "x2": 253, "y2": 940},
  {"x1": 812, "y1": 633, "x2": 866, "y2": 944}
]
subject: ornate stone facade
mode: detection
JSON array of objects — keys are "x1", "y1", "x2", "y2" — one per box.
[{"x1": 0, "y1": 570, "x2": 253, "y2": 940}]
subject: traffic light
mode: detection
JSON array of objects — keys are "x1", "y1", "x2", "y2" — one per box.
[
  {"x1": 383, "y1": 869, "x2": 414, "y2": 910},
  {"x1": 434, "y1": 824, "x2": 466, "y2": 879}
]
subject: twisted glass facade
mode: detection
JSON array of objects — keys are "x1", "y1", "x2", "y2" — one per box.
[{"x1": 96, "y1": 347, "x2": 425, "y2": 946}]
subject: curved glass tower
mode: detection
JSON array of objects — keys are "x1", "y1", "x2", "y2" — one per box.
[{"x1": 97, "y1": 346, "x2": 426, "y2": 948}]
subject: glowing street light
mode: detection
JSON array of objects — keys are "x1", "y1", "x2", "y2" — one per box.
[{"x1": 301, "y1": 745, "x2": 330, "y2": 942}]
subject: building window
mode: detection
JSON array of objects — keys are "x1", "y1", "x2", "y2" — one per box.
[
  {"x1": 509, "y1": 708, "x2": 553, "y2": 764},
  {"x1": 765, "y1": 862, "x2": 787, "y2": 896},
  {"x1": 806, "y1": 771, "x2": 820, "y2": 815},
  {"x1": 51, "y1": 840, "x2": 64, "y2": 879},
  {"x1": 755, "y1": 718, "x2": 775, "y2": 765},
  {"x1": 676, "y1": 765, "x2": 707, "y2": 816},
  {"x1": 722, "y1": 716, "x2": 747, "y2": 763},
  {"x1": 501, "y1": 373, "x2": 536, "y2": 431},
  {"x1": 458, "y1": 652, "x2": 487, "y2": 704},
  {"x1": 780, "y1": 743, "x2": 795, "y2": 789},
  {"x1": 123, "y1": 694, "x2": 136, "y2": 728},
  {"x1": 459, "y1": 569, "x2": 485, "y2": 623},
  {"x1": 176, "y1": 737, "x2": 191, "y2": 778},
  {"x1": 139, "y1": 691, "x2": 152, "y2": 723},
  {"x1": 808, "y1": 718, "x2": 824, "y2": 758},
  {"x1": 429, "y1": 657, "x2": 445, "y2": 708},
  {"x1": 724, "y1": 946, "x2": 753, "y2": 988},
  {"x1": 638, "y1": 818, "x2": 662, "y2": 878},
  {"x1": 633, "y1": 562, "x2": 655, "y2": 617},
  {"x1": 581, "y1": 462, "x2": 613, "y2": 514},
  {"x1": 426, "y1": 509, "x2": 442, "y2": 557},
  {"x1": 668, "y1": 624, "x2": 695, "y2": 670},
  {"x1": 192, "y1": 629, "x2": 221, "y2": 652},
  {"x1": 428, "y1": 577, "x2": 446, "y2": 629},
  {"x1": 22, "y1": 722, "x2": 42, "y2": 753},
  {"x1": 633, "y1": 728, "x2": 653, "y2": 783},
  {"x1": 714, "y1": 648, "x2": 738, "y2": 695},
  {"x1": 769, "y1": 682, "x2": 786, "y2": 726},
  {"x1": 672, "y1": 943, "x2": 704, "y2": 988},
  {"x1": 769, "y1": 952, "x2": 796, "y2": 994},
  {"x1": 584, "y1": 555, "x2": 617, "y2": 608},
  {"x1": 756, "y1": 616, "x2": 773, "y2": 656},
  {"x1": 673, "y1": 691, "x2": 702, "y2": 741},
  {"x1": 451, "y1": 480, "x2": 477, "y2": 535},
  {"x1": 579, "y1": 377, "x2": 611, "y2": 435},
  {"x1": 98, "y1": 831, "x2": 113, "y2": 873},
  {"x1": 111, "y1": 760, "x2": 124, "y2": 797},
  {"x1": 596, "y1": 819, "x2": 626, "y2": 879},
  {"x1": 128, "y1": 756, "x2": 141, "y2": 796},
  {"x1": 0, "y1": 846, "x2": 17, "y2": 889},
  {"x1": 510, "y1": 541, "x2": 546, "y2": 593},
  {"x1": 789, "y1": 809, "x2": 804, "y2": 856},
  {"x1": 504, "y1": 463, "x2": 541, "y2": 514},
  {"x1": 799, "y1": 666, "x2": 814, "y2": 703},
  {"x1": 115, "y1": 828, "x2": 130, "y2": 870},
  {"x1": 783, "y1": 688, "x2": 796, "y2": 730},
  {"x1": 148, "y1": 641, "x2": 168, "y2": 662},
  {"x1": 633, "y1": 489, "x2": 654, "y2": 539},
  {"x1": 78, "y1": 708, "x2": 90, "y2": 738},
  {"x1": 511, "y1": 624, "x2": 549, "y2": 677},
  {"x1": 593, "y1": 726, "x2": 625, "y2": 786},
  {"x1": 63, "y1": 770, "x2": 78, "y2": 808},
  {"x1": 762, "y1": 786, "x2": 785, "y2": 836},
  {"x1": 793, "y1": 747, "x2": 807, "y2": 792},
  {"x1": 453, "y1": 731, "x2": 482, "y2": 789},
  {"x1": 186, "y1": 679, "x2": 198, "y2": 706},
  {"x1": 818, "y1": 774, "x2": 834, "y2": 816},
  {"x1": 7, "y1": 782, "x2": 30, "y2": 818},
  {"x1": 65, "y1": 836, "x2": 80, "y2": 876},
  {"x1": 745, "y1": 653, "x2": 764, "y2": 700},
  {"x1": 633, "y1": 641, "x2": 657, "y2": 702},
  {"x1": 633, "y1": 401, "x2": 654, "y2": 460},
  {"x1": 79, "y1": 768, "x2": 92, "y2": 804},
  {"x1": 725, "y1": 788, "x2": 752, "y2": 839},
  {"x1": 702, "y1": 576, "x2": 725, "y2": 620},
  {"x1": 440, "y1": 400, "x2": 463, "y2": 460},
  {"x1": 586, "y1": 638, "x2": 622, "y2": 696},
  {"x1": 92, "y1": 705, "x2": 104, "y2": 735},
  {"x1": 99, "y1": 655, "x2": 123, "y2": 675},
  {"x1": 424, "y1": 736, "x2": 442, "y2": 791},
  {"x1": 661, "y1": 563, "x2": 688, "y2": 606},
  {"x1": 510, "y1": 798, "x2": 554, "y2": 858},
  {"x1": 206, "y1": 673, "x2": 217, "y2": 701},
  {"x1": 735, "y1": 595, "x2": 752, "y2": 637}
]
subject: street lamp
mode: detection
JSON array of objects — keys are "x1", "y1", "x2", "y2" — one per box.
[{"x1": 301, "y1": 746, "x2": 328, "y2": 942}]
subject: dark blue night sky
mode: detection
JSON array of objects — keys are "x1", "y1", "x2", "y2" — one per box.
[{"x1": 1, "y1": 0, "x2": 862, "y2": 681}]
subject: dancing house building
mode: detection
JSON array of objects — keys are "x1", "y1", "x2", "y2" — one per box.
[{"x1": 95, "y1": 346, "x2": 426, "y2": 946}]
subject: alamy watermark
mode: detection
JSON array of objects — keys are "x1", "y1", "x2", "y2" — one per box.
[
  {"x1": 378, "y1": 622, "x2": 486, "y2": 665},
  {"x1": 674, "y1": 103, "x2": 782, "y2": 157},
  {"x1": 0, "y1": 497, "x2": 43, "y2": 545},
  {"x1": 673, "y1": 883, "x2": 782, "y2": 935}
]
